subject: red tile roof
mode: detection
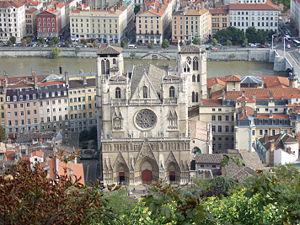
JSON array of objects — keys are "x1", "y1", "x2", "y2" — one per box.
[
  {"x1": 201, "y1": 99, "x2": 223, "y2": 106},
  {"x1": 209, "y1": 6, "x2": 229, "y2": 14},
  {"x1": 229, "y1": 2, "x2": 280, "y2": 11},
  {"x1": 0, "y1": 1, "x2": 25, "y2": 8},
  {"x1": 256, "y1": 114, "x2": 289, "y2": 119},
  {"x1": 39, "y1": 81, "x2": 65, "y2": 87},
  {"x1": 225, "y1": 75, "x2": 241, "y2": 82},
  {"x1": 263, "y1": 76, "x2": 289, "y2": 88},
  {"x1": 207, "y1": 77, "x2": 226, "y2": 89},
  {"x1": 31, "y1": 150, "x2": 44, "y2": 158}
]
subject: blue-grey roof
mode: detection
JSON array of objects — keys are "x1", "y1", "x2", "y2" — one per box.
[{"x1": 241, "y1": 76, "x2": 263, "y2": 85}]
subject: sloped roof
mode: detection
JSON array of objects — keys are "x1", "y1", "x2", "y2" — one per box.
[
  {"x1": 97, "y1": 45, "x2": 122, "y2": 55},
  {"x1": 263, "y1": 76, "x2": 289, "y2": 88},
  {"x1": 229, "y1": 2, "x2": 280, "y2": 11},
  {"x1": 241, "y1": 76, "x2": 263, "y2": 85},
  {"x1": 194, "y1": 154, "x2": 224, "y2": 164},
  {"x1": 180, "y1": 45, "x2": 202, "y2": 54},
  {"x1": 130, "y1": 64, "x2": 166, "y2": 95}
]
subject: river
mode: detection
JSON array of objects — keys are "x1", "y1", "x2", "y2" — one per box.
[{"x1": 0, "y1": 57, "x2": 284, "y2": 77}]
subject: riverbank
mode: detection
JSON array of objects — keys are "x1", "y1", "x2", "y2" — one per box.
[{"x1": 0, "y1": 47, "x2": 273, "y2": 62}]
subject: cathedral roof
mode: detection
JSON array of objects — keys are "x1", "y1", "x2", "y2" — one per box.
[
  {"x1": 97, "y1": 45, "x2": 123, "y2": 55},
  {"x1": 180, "y1": 45, "x2": 202, "y2": 54},
  {"x1": 130, "y1": 64, "x2": 167, "y2": 94}
]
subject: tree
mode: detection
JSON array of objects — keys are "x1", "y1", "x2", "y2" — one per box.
[
  {"x1": 134, "y1": 5, "x2": 140, "y2": 14},
  {"x1": 211, "y1": 38, "x2": 218, "y2": 46},
  {"x1": 50, "y1": 37, "x2": 60, "y2": 46},
  {"x1": 120, "y1": 39, "x2": 128, "y2": 48},
  {"x1": 226, "y1": 39, "x2": 232, "y2": 46},
  {"x1": 161, "y1": 39, "x2": 169, "y2": 49},
  {"x1": 148, "y1": 41, "x2": 154, "y2": 49},
  {"x1": 65, "y1": 39, "x2": 72, "y2": 47},
  {"x1": 8, "y1": 36, "x2": 16, "y2": 45},
  {"x1": 0, "y1": 161, "x2": 111, "y2": 225},
  {"x1": 51, "y1": 47, "x2": 60, "y2": 59},
  {"x1": 0, "y1": 126, "x2": 6, "y2": 142},
  {"x1": 37, "y1": 37, "x2": 45, "y2": 45},
  {"x1": 214, "y1": 27, "x2": 245, "y2": 45},
  {"x1": 192, "y1": 36, "x2": 201, "y2": 45}
]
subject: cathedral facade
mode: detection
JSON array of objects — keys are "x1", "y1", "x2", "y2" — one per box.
[{"x1": 96, "y1": 45, "x2": 207, "y2": 185}]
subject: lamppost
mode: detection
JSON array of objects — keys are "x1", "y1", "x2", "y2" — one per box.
[{"x1": 283, "y1": 36, "x2": 286, "y2": 58}]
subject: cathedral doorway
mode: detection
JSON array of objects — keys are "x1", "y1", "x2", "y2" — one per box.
[
  {"x1": 139, "y1": 158, "x2": 159, "y2": 184},
  {"x1": 141, "y1": 169, "x2": 153, "y2": 184},
  {"x1": 167, "y1": 162, "x2": 180, "y2": 184},
  {"x1": 115, "y1": 163, "x2": 129, "y2": 185}
]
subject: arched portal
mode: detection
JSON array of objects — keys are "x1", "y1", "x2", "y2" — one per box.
[
  {"x1": 115, "y1": 163, "x2": 129, "y2": 185},
  {"x1": 139, "y1": 157, "x2": 159, "y2": 184},
  {"x1": 167, "y1": 162, "x2": 180, "y2": 183}
]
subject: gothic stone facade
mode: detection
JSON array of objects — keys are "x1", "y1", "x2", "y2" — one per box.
[{"x1": 96, "y1": 45, "x2": 207, "y2": 185}]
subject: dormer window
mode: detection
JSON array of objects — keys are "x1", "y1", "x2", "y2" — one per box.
[
  {"x1": 26, "y1": 95, "x2": 29, "y2": 100},
  {"x1": 143, "y1": 86, "x2": 148, "y2": 98},
  {"x1": 169, "y1": 86, "x2": 175, "y2": 98},
  {"x1": 19, "y1": 95, "x2": 23, "y2": 101},
  {"x1": 115, "y1": 87, "x2": 121, "y2": 99},
  {"x1": 13, "y1": 95, "x2": 17, "y2": 102},
  {"x1": 6, "y1": 96, "x2": 10, "y2": 102}
]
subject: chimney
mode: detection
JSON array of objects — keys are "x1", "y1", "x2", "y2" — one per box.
[{"x1": 32, "y1": 71, "x2": 37, "y2": 86}]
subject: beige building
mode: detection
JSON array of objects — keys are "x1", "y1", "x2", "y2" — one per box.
[
  {"x1": 209, "y1": 6, "x2": 229, "y2": 34},
  {"x1": 25, "y1": 8, "x2": 38, "y2": 36},
  {"x1": 172, "y1": 8, "x2": 211, "y2": 44},
  {"x1": 0, "y1": 1, "x2": 26, "y2": 43},
  {"x1": 136, "y1": 0, "x2": 176, "y2": 45},
  {"x1": 70, "y1": 2, "x2": 134, "y2": 43},
  {"x1": 229, "y1": 2, "x2": 280, "y2": 32},
  {"x1": 68, "y1": 76, "x2": 97, "y2": 133}
]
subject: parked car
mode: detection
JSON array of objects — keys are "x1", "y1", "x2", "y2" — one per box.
[{"x1": 128, "y1": 44, "x2": 137, "y2": 49}]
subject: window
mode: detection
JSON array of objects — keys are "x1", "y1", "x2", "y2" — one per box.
[
  {"x1": 115, "y1": 87, "x2": 121, "y2": 98},
  {"x1": 143, "y1": 86, "x2": 148, "y2": 98},
  {"x1": 212, "y1": 115, "x2": 216, "y2": 121},
  {"x1": 193, "y1": 57, "x2": 199, "y2": 70},
  {"x1": 218, "y1": 115, "x2": 222, "y2": 121},
  {"x1": 218, "y1": 126, "x2": 222, "y2": 132},
  {"x1": 192, "y1": 75, "x2": 196, "y2": 82},
  {"x1": 197, "y1": 74, "x2": 200, "y2": 82},
  {"x1": 169, "y1": 86, "x2": 175, "y2": 98}
]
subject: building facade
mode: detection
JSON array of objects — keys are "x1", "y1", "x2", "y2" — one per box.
[
  {"x1": 70, "y1": 2, "x2": 134, "y2": 43},
  {"x1": 25, "y1": 8, "x2": 38, "y2": 36},
  {"x1": 36, "y1": 9, "x2": 62, "y2": 38},
  {"x1": 0, "y1": 1, "x2": 26, "y2": 43},
  {"x1": 229, "y1": 2, "x2": 280, "y2": 32},
  {"x1": 136, "y1": 0, "x2": 175, "y2": 45},
  {"x1": 68, "y1": 77, "x2": 97, "y2": 132},
  {"x1": 209, "y1": 6, "x2": 229, "y2": 34},
  {"x1": 96, "y1": 45, "x2": 209, "y2": 185},
  {"x1": 172, "y1": 8, "x2": 211, "y2": 44}
]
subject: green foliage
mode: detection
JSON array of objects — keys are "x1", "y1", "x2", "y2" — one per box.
[
  {"x1": 226, "y1": 39, "x2": 232, "y2": 46},
  {"x1": 120, "y1": 39, "x2": 128, "y2": 48},
  {"x1": 51, "y1": 47, "x2": 60, "y2": 59},
  {"x1": 148, "y1": 41, "x2": 154, "y2": 49},
  {"x1": 65, "y1": 40, "x2": 72, "y2": 47},
  {"x1": 192, "y1": 36, "x2": 201, "y2": 45},
  {"x1": 8, "y1": 36, "x2": 16, "y2": 45},
  {"x1": 134, "y1": 5, "x2": 140, "y2": 14},
  {"x1": 214, "y1": 27, "x2": 245, "y2": 45},
  {"x1": 211, "y1": 38, "x2": 218, "y2": 46},
  {"x1": 245, "y1": 27, "x2": 273, "y2": 44},
  {"x1": 37, "y1": 37, "x2": 45, "y2": 45},
  {"x1": 50, "y1": 37, "x2": 60, "y2": 46},
  {"x1": 161, "y1": 39, "x2": 169, "y2": 49},
  {"x1": 0, "y1": 126, "x2": 6, "y2": 142}
]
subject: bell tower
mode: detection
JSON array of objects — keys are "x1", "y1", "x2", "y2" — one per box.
[{"x1": 177, "y1": 45, "x2": 207, "y2": 107}]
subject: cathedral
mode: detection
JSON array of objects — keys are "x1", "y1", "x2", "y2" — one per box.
[{"x1": 96, "y1": 44, "x2": 207, "y2": 185}]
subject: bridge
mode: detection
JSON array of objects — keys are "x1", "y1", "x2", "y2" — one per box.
[{"x1": 274, "y1": 49, "x2": 300, "y2": 77}]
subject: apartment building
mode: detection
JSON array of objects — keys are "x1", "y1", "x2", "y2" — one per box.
[
  {"x1": 136, "y1": 0, "x2": 175, "y2": 45},
  {"x1": 38, "y1": 80, "x2": 69, "y2": 132},
  {"x1": 70, "y1": 2, "x2": 134, "y2": 43},
  {"x1": 25, "y1": 8, "x2": 38, "y2": 36},
  {"x1": 68, "y1": 77, "x2": 97, "y2": 132},
  {"x1": 36, "y1": 8, "x2": 62, "y2": 38},
  {"x1": 291, "y1": 0, "x2": 300, "y2": 37},
  {"x1": 229, "y1": 2, "x2": 280, "y2": 32},
  {"x1": 0, "y1": 1, "x2": 26, "y2": 43},
  {"x1": 209, "y1": 6, "x2": 229, "y2": 34},
  {"x1": 172, "y1": 8, "x2": 211, "y2": 44}
]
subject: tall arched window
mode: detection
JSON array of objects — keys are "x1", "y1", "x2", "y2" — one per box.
[
  {"x1": 192, "y1": 91, "x2": 195, "y2": 102},
  {"x1": 192, "y1": 75, "x2": 196, "y2": 82},
  {"x1": 105, "y1": 60, "x2": 110, "y2": 74},
  {"x1": 113, "y1": 58, "x2": 117, "y2": 64},
  {"x1": 101, "y1": 60, "x2": 105, "y2": 74},
  {"x1": 169, "y1": 86, "x2": 175, "y2": 98},
  {"x1": 193, "y1": 57, "x2": 199, "y2": 70},
  {"x1": 197, "y1": 74, "x2": 200, "y2": 82},
  {"x1": 115, "y1": 87, "x2": 121, "y2": 98},
  {"x1": 195, "y1": 92, "x2": 199, "y2": 102},
  {"x1": 143, "y1": 86, "x2": 148, "y2": 98}
]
